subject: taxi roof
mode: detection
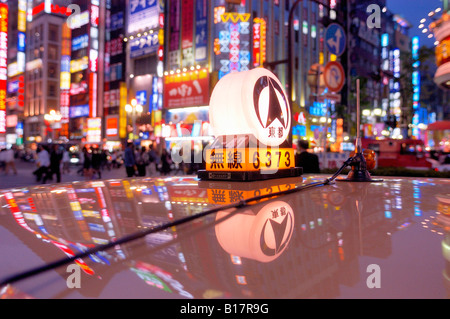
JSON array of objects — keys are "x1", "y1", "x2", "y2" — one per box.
[{"x1": 0, "y1": 174, "x2": 449, "y2": 299}]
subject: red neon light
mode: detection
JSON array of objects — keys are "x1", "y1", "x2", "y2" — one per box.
[{"x1": 32, "y1": 3, "x2": 73, "y2": 17}]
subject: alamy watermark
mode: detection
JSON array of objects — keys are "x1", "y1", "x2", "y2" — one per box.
[
  {"x1": 64, "y1": 262, "x2": 382, "y2": 290},
  {"x1": 66, "y1": 264, "x2": 81, "y2": 289},
  {"x1": 62, "y1": 3, "x2": 383, "y2": 30},
  {"x1": 366, "y1": 264, "x2": 381, "y2": 289},
  {"x1": 44, "y1": 3, "x2": 82, "y2": 29},
  {"x1": 366, "y1": 4, "x2": 382, "y2": 29}
]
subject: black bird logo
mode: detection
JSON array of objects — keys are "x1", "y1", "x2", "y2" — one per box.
[{"x1": 253, "y1": 76, "x2": 290, "y2": 129}]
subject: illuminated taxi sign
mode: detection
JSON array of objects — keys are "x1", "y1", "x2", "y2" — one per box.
[
  {"x1": 199, "y1": 68, "x2": 302, "y2": 181},
  {"x1": 198, "y1": 68, "x2": 302, "y2": 181},
  {"x1": 205, "y1": 148, "x2": 294, "y2": 172},
  {"x1": 209, "y1": 68, "x2": 290, "y2": 147}
]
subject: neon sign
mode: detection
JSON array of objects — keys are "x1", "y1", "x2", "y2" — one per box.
[
  {"x1": 412, "y1": 36, "x2": 421, "y2": 137},
  {"x1": 214, "y1": 12, "x2": 251, "y2": 79},
  {"x1": 253, "y1": 18, "x2": 266, "y2": 68},
  {"x1": 0, "y1": 3, "x2": 7, "y2": 134},
  {"x1": 89, "y1": 1, "x2": 99, "y2": 118},
  {"x1": 32, "y1": 2, "x2": 73, "y2": 17}
]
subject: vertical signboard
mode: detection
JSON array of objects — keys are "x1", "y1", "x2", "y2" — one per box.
[
  {"x1": 89, "y1": 0, "x2": 99, "y2": 119},
  {"x1": 411, "y1": 36, "x2": 421, "y2": 138},
  {"x1": 119, "y1": 82, "x2": 127, "y2": 139},
  {"x1": 106, "y1": 115, "x2": 119, "y2": 138},
  {"x1": 195, "y1": 0, "x2": 208, "y2": 62},
  {"x1": 214, "y1": 12, "x2": 251, "y2": 79},
  {"x1": 17, "y1": 0, "x2": 26, "y2": 76},
  {"x1": 0, "y1": 3, "x2": 8, "y2": 136},
  {"x1": 168, "y1": 0, "x2": 181, "y2": 70},
  {"x1": 60, "y1": 23, "x2": 72, "y2": 130},
  {"x1": 87, "y1": 117, "x2": 102, "y2": 143},
  {"x1": 181, "y1": 0, "x2": 194, "y2": 66},
  {"x1": 253, "y1": 17, "x2": 266, "y2": 67}
]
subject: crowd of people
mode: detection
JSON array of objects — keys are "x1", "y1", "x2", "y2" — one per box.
[
  {"x1": 0, "y1": 143, "x2": 193, "y2": 185},
  {"x1": 122, "y1": 142, "x2": 178, "y2": 178},
  {"x1": 29, "y1": 143, "x2": 198, "y2": 184}
]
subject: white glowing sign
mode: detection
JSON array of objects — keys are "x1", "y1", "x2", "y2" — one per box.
[
  {"x1": 67, "y1": 11, "x2": 89, "y2": 29},
  {"x1": 87, "y1": 117, "x2": 101, "y2": 143},
  {"x1": 209, "y1": 68, "x2": 291, "y2": 147}
]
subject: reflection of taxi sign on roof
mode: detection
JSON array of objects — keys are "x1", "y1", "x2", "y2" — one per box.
[
  {"x1": 215, "y1": 200, "x2": 295, "y2": 263},
  {"x1": 199, "y1": 68, "x2": 302, "y2": 181},
  {"x1": 323, "y1": 61, "x2": 345, "y2": 93}
]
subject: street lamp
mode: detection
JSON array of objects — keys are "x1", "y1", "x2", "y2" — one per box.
[
  {"x1": 44, "y1": 110, "x2": 62, "y2": 142},
  {"x1": 125, "y1": 98, "x2": 143, "y2": 142}
]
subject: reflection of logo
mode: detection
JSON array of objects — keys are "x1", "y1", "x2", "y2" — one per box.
[
  {"x1": 260, "y1": 212, "x2": 294, "y2": 257},
  {"x1": 253, "y1": 76, "x2": 290, "y2": 129}
]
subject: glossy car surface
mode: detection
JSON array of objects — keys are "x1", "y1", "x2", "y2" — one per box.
[{"x1": 0, "y1": 174, "x2": 449, "y2": 299}]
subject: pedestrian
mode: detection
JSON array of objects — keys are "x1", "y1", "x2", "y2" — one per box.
[
  {"x1": 160, "y1": 149, "x2": 172, "y2": 176},
  {"x1": 111, "y1": 151, "x2": 118, "y2": 168},
  {"x1": 82, "y1": 147, "x2": 92, "y2": 179},
  {"x1": 91, "y1": 147, "x2": 102, "y2": 179},
  {"x1": 3, "y1": 147, "x2": 17, "y2": 175},
  {"x1": 62, "y1": 147, "x2": 71, "y2": 174},
  {"x1": 0, "y1": 149, "x2": 5, "y2": 172},
  {"x1": 295, "y1": 139, "x2": 320, "y2": 174},
  {"x1": 147, "y1": 145, "x2": 158, "y2": 176},
  {"x1": 124, "y1": 142, "x2": 136, "y2": 177},
  {"x1": 101, "y1": 149, "x2": 110, "y2": 171},
  {"x1": 34, "y1": 145, "x2": 50, "y2": 183},
  {"x1": 136, "y1": 146, "x2": 148, "y2": 177},
  {"x1": 45, "y1": 145, "x2": 62, "y2": 183}
]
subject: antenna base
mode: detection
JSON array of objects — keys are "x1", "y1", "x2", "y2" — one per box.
[
  {"x1": 337, "y1": 152, "x2": 383, "y2": 183},
  {"x1": 343, "y1": 168, "x2": 381, "y2": 182}
]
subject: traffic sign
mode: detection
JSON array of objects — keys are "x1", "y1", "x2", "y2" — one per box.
[
  {"x1": 325, "y1": 23, "x2": 346, "y2": 56},
  {"x1": 323, "y1": 61, "x2": 345, "y2": 93}
]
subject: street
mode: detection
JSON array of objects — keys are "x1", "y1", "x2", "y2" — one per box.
[{"x1": 0, "y1": 159, "x2": 154, "y2": 190}]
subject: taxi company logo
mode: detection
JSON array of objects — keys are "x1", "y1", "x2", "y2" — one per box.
[
  {"x1": 253, "y1": 76, "x2": 290, "y2": 130},
  {"x1": 260, "y1": 210, "x2": 294, "y2": 257}
]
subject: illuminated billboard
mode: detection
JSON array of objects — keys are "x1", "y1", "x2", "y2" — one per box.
[
  {"x1": 431, "y1": 13, "x2": 450, "y2": 89},
  {"x1": 87, "y1": 117, "x2": 102, "y2": 143},
  {"x1": 128, "y1": 0, "x2": 159, "y2": 34},
  {"x1": 163, "y1": 68, "x2": 209, "y2": 108},
  {"x1": 436, "y1": 37, "x2": 450, "y2": 67}
]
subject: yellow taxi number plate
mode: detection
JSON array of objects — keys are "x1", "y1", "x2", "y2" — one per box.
[{"x1": 206, "y1": 148, "x2": 295, "y2": 172}]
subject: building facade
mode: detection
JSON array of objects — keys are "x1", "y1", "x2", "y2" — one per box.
[
  {"x1": 2, "y1": 0, "x2": 435, "y2": 153},
  {"x1": 24, "y1": 2, "x2": 67, "y2": 143}
]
